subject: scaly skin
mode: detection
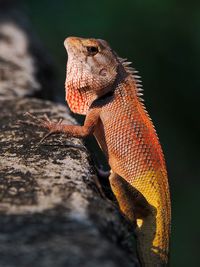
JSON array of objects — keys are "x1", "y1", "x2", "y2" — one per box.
[{"x1": 34, "y1": 37, "x2": 171, "y2": 266}]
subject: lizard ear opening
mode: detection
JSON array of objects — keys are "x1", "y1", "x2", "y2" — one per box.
[{"x1": 99, "y1": 68, "x2": 107, "y2": 76}]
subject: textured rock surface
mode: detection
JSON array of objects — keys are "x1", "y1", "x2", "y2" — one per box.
[{"x1": 0, "y1": 98, "x2": 138, "y2": 267}]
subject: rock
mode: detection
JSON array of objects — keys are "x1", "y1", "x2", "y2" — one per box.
[{"x1": 0, "y1": 98, "x2": 138, "y2": 267}]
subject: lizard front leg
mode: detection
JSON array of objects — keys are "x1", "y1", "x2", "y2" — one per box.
[{"x1": 23, "y1": 109, "x2": 100, "y2": 140}]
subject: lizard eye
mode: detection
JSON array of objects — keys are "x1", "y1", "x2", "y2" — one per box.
[{"x1": 86, "y1": 46, "x2": 99, "y2": 56}]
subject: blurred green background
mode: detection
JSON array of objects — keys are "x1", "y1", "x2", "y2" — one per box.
[{"x1": 24, "y1": 0, "x2": 200, "y2": 266}]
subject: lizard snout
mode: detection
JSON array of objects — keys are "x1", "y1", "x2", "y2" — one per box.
[{"x1": 64, "y1": 36, "x2": 82, "y2": 50}]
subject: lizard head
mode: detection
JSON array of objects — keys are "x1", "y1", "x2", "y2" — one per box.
[{"x1": 64, "y1": 36, "x2": 119, "y2": 114}]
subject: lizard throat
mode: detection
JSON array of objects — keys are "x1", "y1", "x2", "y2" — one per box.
[
  {"x1": 65, "y1": 64, "x2": 129, "y2": 115},
  {"x1": 65, "y1": 82, "x2": 96, "y2": 115}
]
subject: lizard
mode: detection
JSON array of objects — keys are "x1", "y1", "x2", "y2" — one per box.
[{"x1": 27, "y1": 37, "x2": 171, "y2": 267}]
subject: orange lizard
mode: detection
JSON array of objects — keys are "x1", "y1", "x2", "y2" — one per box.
[{"x1": 30, "y1": 37, "x2": 171, "y2": 266}]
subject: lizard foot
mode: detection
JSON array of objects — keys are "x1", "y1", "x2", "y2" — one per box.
[{"x1": 19, "y1": 112, "x2": 64, "y2": 144}]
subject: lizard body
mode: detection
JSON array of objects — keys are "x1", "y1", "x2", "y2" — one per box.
[{"x1": 37, "y1": 37, "x2": 171, "y2": 266}]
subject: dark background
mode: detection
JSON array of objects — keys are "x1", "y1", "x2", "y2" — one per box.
[{"x1": 22, "y1": 0, "x2": 200, "y2": 266}]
